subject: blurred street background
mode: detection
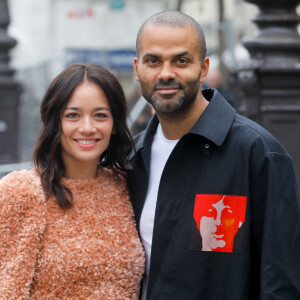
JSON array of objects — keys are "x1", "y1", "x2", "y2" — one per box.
[{"x1": 1, "y1": 0, "x2": 300, "y2": 185}]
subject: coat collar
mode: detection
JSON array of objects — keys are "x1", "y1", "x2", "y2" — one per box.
[
  {"x1": 190, "y1": 88, "x2": 236, "y2": 146},
  {"x1": 133, "y1": 88, "x2": 236, "y2": 154}
]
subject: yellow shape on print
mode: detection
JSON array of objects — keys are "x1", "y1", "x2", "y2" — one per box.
[{"x1": 225, "y1": 218, "x2": 235, "y2": 226}]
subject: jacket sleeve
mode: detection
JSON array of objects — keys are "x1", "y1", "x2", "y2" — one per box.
[
  {"x1": 251, "y1": 152, "x2": 300, "y2": 299},
  {"x1": 0, "y1": 170, "x2": 47, "y2": 299}
]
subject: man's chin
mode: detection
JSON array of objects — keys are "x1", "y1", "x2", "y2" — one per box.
[
  {"x1": 154, "y1": 105, "x2": 182, "y2": 115},
  {"x1": 151, "y1": 98, "x2": 183, "y2": 113}
]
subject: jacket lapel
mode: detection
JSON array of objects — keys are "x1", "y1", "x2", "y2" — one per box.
[{"x1": 128, "y1": 115, "x2": 159, "y2": 229}]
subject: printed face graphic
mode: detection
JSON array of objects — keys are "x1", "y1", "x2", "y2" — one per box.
[{"x1": 193, "y1": 194, "x2": 247, "y2": 252}]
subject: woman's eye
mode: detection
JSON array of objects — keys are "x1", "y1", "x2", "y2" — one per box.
[
  {"x1": 66, "y1": 113, "x2": 79, "y2": 119},
  {"x1": 95, "y1": 113, "x2": 108, "y2": 119}
]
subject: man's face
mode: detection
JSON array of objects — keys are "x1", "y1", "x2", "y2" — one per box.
[
  {"x1": 134, "y1": 25, "x2": 209, "y2": 117},
  {"x1": 194, "y1": 194, "x2": 247, "y2": 252}
]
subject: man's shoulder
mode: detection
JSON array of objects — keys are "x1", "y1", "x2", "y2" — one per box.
[
  {"x1": 128, "y1": 130, "x2": 147, "y2": 161},
  {"x1": 230, "y1": 113, "x2": 287, "y2": 154},
  {"x1": 133, "y1": 131, "x2": 145, "y2": 145}
]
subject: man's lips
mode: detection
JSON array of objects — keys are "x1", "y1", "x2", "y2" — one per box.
[{"x1": 156, "y1": 87, "x2": 180, "y2": 95}]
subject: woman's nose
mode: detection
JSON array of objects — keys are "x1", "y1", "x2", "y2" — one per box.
[{"x1": 79, "y1": 118, "x2": 96, "y2": 133}]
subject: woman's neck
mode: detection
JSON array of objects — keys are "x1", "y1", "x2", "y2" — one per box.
[{"x1": 63, "y1": 161, "x2": 99, "y2": 179}]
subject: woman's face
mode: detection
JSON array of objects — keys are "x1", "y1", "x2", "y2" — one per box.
[{"x1": 60, "y1": 81, "x2": 114, "y2": 170}]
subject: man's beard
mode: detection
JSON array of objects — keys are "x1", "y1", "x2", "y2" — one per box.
[{"x1": 141, "y1": 72, "x2": 201, "y2": 117}]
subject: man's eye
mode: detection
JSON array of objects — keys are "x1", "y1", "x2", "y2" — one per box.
[
  {"x1": 66, "y1": 113, "x2": 79, "y2": 119},
  {"x1": 147, "y1": 58, "x2": 158, "y2": 64},
  {"x1": 177, "y1": 58, "x2": 189, "y2": 64}
]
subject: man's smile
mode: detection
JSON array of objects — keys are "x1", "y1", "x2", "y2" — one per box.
[{"x1": 156, "y1": 87, "x2": 180, "y2": 95}]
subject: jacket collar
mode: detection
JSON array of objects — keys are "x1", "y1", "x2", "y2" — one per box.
[
  {"x1": 134, "y1": 88, "x2": 236, "y2": 153},
  {"x1": 134, "y1": 115, "x2": 158, "y2": 153},
  {"x1": 190, "y1": 88, "x2": 236, "y2": 146}
]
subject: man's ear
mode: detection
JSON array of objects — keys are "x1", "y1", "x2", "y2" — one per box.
[
  {"x1": 133, "y1": 57, "x2": 140, "y2": 83},
  {"x1": 200, "y1": 57, "x2": 209, "y2": 83}
]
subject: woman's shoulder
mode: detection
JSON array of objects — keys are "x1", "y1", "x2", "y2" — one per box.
[
  {"x1": 97, "y1": 167, "x2": 126, "y2": 184},
  {"x1": 1, "y1": 168, "x2": 37, "y2": 183},
  {"x1": 0, "y1": 168, "x2": 45, "y2": 208},
  {"x1": 0, "y1": 168, "x2": 41, "y2": 190},
  {"x1": 100, "y1": 167, "x2": 127, "y2": 185},
  {"x1": 98, "y1": 167, "x2": 128, "y2": 195}
]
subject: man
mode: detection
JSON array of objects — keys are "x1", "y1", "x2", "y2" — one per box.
[{"x1": 128, "y1": 10, "x2": 300, "y2": 300}]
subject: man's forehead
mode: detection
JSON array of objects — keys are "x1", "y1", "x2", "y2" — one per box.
[
  {"x1": 139, "y1": 25, "x2": 199, "y2": 55},
  {"x1": 142, "y1": 24, "x2": 196, "y2": 38}
]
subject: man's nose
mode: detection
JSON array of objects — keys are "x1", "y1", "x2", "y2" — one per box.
[{"x1": 157, "y1": 63, "x2": 175, "y2": 81}]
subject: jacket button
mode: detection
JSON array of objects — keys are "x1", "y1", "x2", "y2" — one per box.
[{"x1": 205, "y1": 144, "x2": 210, "y2": 149}]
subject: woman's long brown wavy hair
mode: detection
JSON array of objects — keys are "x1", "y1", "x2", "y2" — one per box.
[{"x1": 34, "y1": 63, "x2": 134, "y2": 208}]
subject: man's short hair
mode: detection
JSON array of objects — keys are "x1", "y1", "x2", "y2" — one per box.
[{"x1": 136, "y1": 10, "x2": 207, "y2": 61}]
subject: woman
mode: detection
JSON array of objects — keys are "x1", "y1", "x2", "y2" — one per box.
[{"x1": 0, "y1": 63, "x2": 144, "y2": 299}]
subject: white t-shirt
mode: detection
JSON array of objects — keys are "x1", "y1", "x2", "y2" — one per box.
[{"x1": 140, "y1": 124, "x2": 179, "y2": 300}]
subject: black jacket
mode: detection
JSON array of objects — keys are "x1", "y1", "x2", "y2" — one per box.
[{"x1": 128, "y1": 89, "x2": 300, "y2": 300}]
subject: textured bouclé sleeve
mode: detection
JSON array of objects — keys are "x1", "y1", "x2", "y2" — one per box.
[{"x1": 0, "y1": 170, "x2": 47, "y2": 299}]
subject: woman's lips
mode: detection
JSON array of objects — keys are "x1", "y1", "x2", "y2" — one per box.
[{"x1": 74, "y1": 139, "x2": 100, "y2": 149}]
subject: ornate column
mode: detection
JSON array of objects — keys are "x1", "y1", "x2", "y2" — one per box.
[
  {"x1": 229, "y1": 0, "x2": 300, "y2": 186},
  {"x1": 0, "y1": 0, "x2": 22, "y2": 163}
]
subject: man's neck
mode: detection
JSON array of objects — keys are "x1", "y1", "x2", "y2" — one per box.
[{"x1": 156, "y1": 95, "x2": 209, "y2": 140}]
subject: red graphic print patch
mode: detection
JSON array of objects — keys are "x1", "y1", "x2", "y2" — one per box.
[{"x1": 192, "y1": 194, "x2": 247, "y2": 253}]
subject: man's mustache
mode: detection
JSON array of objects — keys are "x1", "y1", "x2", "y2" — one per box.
[{"x1": 154, "y1": 80, "x2": 183, "y2": 89}]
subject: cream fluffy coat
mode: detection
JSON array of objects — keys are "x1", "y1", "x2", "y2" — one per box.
[{"x1": 0, "y1": 168, "x2": 144, "y2": 299}]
